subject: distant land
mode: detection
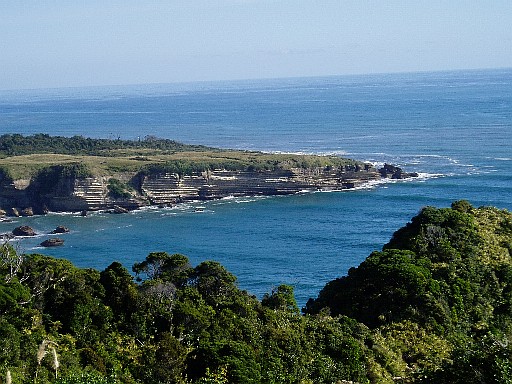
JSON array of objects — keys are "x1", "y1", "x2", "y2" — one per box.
[{"x1": 0, "y1": 134, "x2": 417, "y2": 216}]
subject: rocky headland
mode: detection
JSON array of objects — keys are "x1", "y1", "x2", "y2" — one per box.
[
  {"x1": 0, "y1": 162, "x2": 417, "y2": 216},
  {"x1": 0, "y1": 134, "x2": 418, "y2": 216}
]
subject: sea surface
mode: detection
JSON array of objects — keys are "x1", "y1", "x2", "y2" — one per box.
[{"x1": 1, "y1": 68, "x2": 511, "y2": 306}]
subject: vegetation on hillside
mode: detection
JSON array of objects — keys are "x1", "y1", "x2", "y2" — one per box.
[
  {"x1": 0, "y1": 134, "x2": 208, "y2": 157},
  {"x1": 0, "y1": 134, "x2": 363, "y2": 180},
  {"x1": 306, "y1": 201, "x2": 512, "y2": 382},
  {"x1": 1, "y1": 201, "x2": 511, "y2": 383}
]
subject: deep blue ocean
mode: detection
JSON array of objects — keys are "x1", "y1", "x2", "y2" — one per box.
[{"x1": 1, "y1": 68, "x2": 511, "y2": 306}]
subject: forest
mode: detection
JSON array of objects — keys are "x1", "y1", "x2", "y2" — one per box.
[
  {"x1": 1, "y1": 201, "x2": 512, "y2": 383},
  {"x1": 0, "y1": 134, "x2": 208, "y2": 157}
]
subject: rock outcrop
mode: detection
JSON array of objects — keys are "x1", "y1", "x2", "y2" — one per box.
[
  {"x1": 21, "y1": 207, "x2": 34, "y2": 216},
  {"x1": 51, "y1": 226, "x2": 70, "y2": 234},
  {"x1": 12, "y1": 225, "x2": 36, "y2": 236},
  {"x1": 40, "y1": 238, "x2": 64, "y2": 247},
  {"x1": 110, "y1": 205, "x2": 129, "y2": 214},
  {"x1": 379, "y1": 163, "x2": 419, "y2": 179},
  {"x1": 0, "y1": 164, "x2": 417, "y2": 215}
]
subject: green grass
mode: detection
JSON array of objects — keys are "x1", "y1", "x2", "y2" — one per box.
[{"x1": 0, "y1": 136, "x2": 364, "y2": 180}]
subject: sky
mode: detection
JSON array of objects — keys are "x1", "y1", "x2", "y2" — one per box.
[{"x1": 1, "y1": 0, "x2": 511, "y2": 90}]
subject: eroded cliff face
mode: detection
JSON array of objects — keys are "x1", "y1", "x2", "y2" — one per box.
[
  {"x1": 1, "y1": 176, "x2": 94, "y2": 215},
  {"x1": 46, "y1": 177, "x2": 108, "y2": 212},
  {"x1": 0, "y1": 164, "x2": 414, "y2": 215},
  {"x1": 0, "y1": 178, "x2": 32, "y2": 216},
  {"x1": 139, "y1": 165, "x2": 383, "y2": 205}
]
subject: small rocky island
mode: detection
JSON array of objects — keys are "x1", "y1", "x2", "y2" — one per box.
[
  {"x1": 0, "y1": 134, "x2": 418, "y2": 216},
  {"x1": 40, "y1": 238, "x2": 65, "y2": 247},
  {"x1": 12, "y1": 225, "x2": 37, "y2": 236},
  {"x1": 52, "y1": 225, "x2": 70, "y2": 234}
]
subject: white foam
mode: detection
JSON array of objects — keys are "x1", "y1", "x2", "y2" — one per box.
[
  {"x1": 11, "y1": 232, "x2": 47, "y2": 240},
  {"x1": 346, "y1": 172, "x2": 445, "y2": 191},
  {"x1": 47, "y1": 211, "x2": 78, "y2": 216}
]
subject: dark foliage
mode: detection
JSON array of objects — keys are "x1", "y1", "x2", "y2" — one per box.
[
  {"x1": 1, "y1": 201, "x2": 512, "y2": 383},
  {"x1": 0, "y1": 133, "x2": 207, "y2": 157}
]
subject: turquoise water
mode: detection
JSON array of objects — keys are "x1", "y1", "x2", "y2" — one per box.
[{"x1": 1, "y1": 68, "x2": 511, "y2": 306}]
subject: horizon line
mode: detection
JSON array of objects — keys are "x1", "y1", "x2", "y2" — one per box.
[{"x1": 1, "y1": 66, "x2": 511, "y2": 93}]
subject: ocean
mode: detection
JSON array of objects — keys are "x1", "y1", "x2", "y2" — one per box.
[{"x1": 1, "y1": 68, "x2": 511, "y2": 306}]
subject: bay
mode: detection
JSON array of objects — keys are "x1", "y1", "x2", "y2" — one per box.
[{"x1": 1, "y1": 68, "x2": 511, "y2": 306}]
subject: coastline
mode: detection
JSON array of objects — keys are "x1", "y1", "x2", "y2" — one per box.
[
  {"x1": 0, "y1": 134, "x2": 420, "y2": 217},
  {"x1": 0, "y1": 161, "x2": 418, "y2": 218}
]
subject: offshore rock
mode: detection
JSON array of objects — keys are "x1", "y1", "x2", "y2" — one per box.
[
  {"x1": 51, "y1": 226, "x2": 70, "y2": 234},
  {"x1": 10, "y1": 208, "x2": 20, "y2": 217},
  {"x1": 12, "y1": 225, "x2": 36, "y2": 236},
  {"x1": 379, "y1": 164, "x2": 419, "y2": 179},
  {"x1": 40, "y1": 238, "x2": 64, "y2": 247}
]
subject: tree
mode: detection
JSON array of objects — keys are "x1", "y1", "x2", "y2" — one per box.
[
  {"x1": 189, "y1": 261, "x2": 237, "y2": 308},
  {"x1": 99, "y1": 262, "x2": 137, "y2": 325},
  {"x1": 132, "y1": 252, "x2": 191, "y2": 285},
  {"x1": 262, "y1": 285, "x2": 299, "y2": 313},
  {"x1": 0, "y1": 242, "x2": 23, "y2": 283},
  {"x1": 133, "y1": 332, "x2": 188, "y2": 384}
]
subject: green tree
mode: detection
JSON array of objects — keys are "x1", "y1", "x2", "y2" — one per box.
[
  {"x1": 262, "y1": 285, "x2": 299, "y2": 313},
  {"x1": 99, "y1": 262, "x2": 137, "y2": 326},
  {"x1": 132, "y1": 252, "x2": 191, "y2": 285},
  {"x1": 132, "y1": 332, "x2": 188, "y2": 384},
  {"x1": 189, "y1": 261, "x2": 237, "y2": 308}
]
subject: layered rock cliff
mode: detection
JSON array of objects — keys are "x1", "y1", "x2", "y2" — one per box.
[{"x1": 0, "y1": 163, "x2": 416, "y2": 215}]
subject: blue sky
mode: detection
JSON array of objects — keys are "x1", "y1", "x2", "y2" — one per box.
[{"x1": 1, "y1": 1, "x2": 511, "y2": 90}]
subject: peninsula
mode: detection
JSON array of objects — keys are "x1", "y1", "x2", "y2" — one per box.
[{"x1": 0, "y1": 134, "x2": 417, "y2": 216}]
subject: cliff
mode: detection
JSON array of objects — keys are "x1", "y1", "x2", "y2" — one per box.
[
  {"x1": 0, "y1": 134, "x2": 418, "y2": 215},
  {"x1": 0, "y1": 163, "x2": 416, "y2": 215}
]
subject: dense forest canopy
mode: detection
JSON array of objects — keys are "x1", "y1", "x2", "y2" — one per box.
[
  {"x1": 1, "y1": 201, "x2": 512, "y2": 383},
  {"x1": 0, "y1": 134, "x2": 209, "y2": 157}
]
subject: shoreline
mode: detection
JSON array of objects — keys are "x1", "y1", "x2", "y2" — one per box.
[
  {"x1": 0, "y1": 134, "x2": 419, "y2": 217},
  {"x1": 0, "y1": 166, "x2": 425, "y2": 224},
  {"x1": 0, "y1": 163, "x2": 419, "y2": 218}
]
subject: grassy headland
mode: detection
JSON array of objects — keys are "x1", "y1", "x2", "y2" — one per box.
[{"x1": 0, "y1": 134, "x2": 363, "y2": 180}]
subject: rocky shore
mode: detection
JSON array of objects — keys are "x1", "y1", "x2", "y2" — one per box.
[{"x1": 0, "y1": 163, "x2": 417, "y2": 217}]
